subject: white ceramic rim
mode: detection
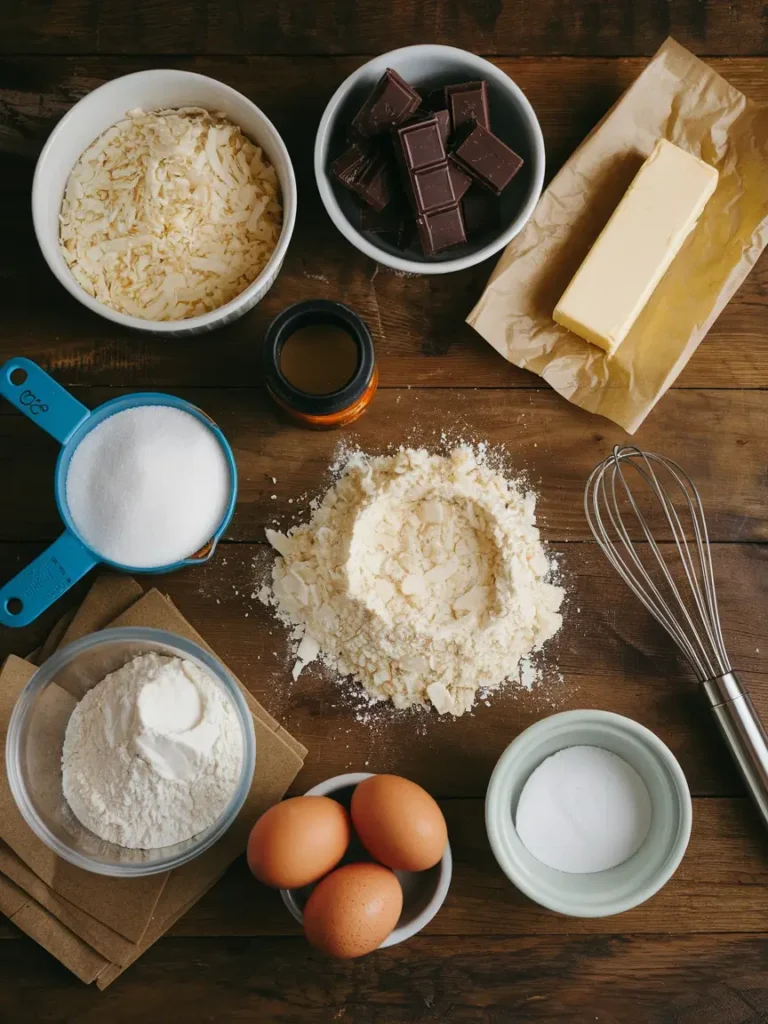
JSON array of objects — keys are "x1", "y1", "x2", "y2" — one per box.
[
  {"x1": 31, "y1": 69, "x2": 297, "y2": 333},
  {"x1": 280, "y1": 772, "x2": 453, "y2": 948},
  {"x1": 485, "y1": 709, "x2": 693, "y2": 918},
  {"x1": 314, "y1": 44, "x2": 545, "y2": 275}
]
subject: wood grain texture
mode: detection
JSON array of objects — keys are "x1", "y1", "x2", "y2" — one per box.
[
  {"x1": 1, "y1": 932, "x2": 768, "y2": 1023},
  {"x1": 175, "y1": 798, "x2": 768, "y2": 937},
  {"x1": 0, "y1": 542, "x2": 765, "y2": 799},
  {"x1": 2, "y1": 8, "x2": 768, "y2": 1014},
  {"x1": 0, "y1": 57, "x2": 766, "y2": 390},
  {"x1": 3, "y1": 799, "x2": 765, "y2": 941},
  {"x1": 0, "y1": 387, "x2": 764, "y2": 543},
  {"x1": 2, "y1": 0, "x2": 768, "y2": 57},
  {"x1": 0, "y1": 798, "x2": 768, "y2": 950}
]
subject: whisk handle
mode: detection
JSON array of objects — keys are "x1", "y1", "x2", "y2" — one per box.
[{"x1": 703, "y1": 673, "x2": 768, "y2": 831}]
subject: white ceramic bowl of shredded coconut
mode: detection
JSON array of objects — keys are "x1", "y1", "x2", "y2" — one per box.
[{"x1": 32, "y1": 69, "x2": 297, "y2": 335}]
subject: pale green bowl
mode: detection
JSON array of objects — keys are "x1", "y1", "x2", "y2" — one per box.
[{"x1": 485, "y1": 710, "x2": 692, "y2": 918}]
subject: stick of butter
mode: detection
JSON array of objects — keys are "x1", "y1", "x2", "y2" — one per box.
[{"x1": 553, "y1": 139, "x2": 718, "y2": 356}]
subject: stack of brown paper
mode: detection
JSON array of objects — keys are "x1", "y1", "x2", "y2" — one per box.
[
  {"x1": 467, "y1": 38, "x2": 768, "y2": 433},
  {"x1": 0, "y1": 576, "x2": 307, "y2": 988}
]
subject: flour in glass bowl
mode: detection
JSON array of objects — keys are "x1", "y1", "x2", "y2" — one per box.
[
  {"x1": 61, "y1": 653, "x2": 244, "y2": 849},
  {"x1": 260, "y1": 445, "x2": 564, "y2": 717}
]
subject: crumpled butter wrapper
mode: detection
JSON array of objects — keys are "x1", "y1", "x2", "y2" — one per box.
[{"x1": 467, "y1": 38, "x2": 768, "y2": 433}]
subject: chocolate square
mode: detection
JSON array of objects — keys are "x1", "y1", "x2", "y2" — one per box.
[
  {"x1": 445, "y1": 81, "x2": 491, "y2": 132},
  {"x1": 352, "y1": 147, "x2": 396, "y2": 211},
  {"x1": 462, "y1": 186, "x2": 499, "y2": 237},
  {"x1": 450, "y1": 122, "x2": 523, "y2": 195},
  {"x1": 434, "y1": 109, "x2": 450, "y2": 146},
  {"x1": 412, "y1": 164, "x2": 457, "y2": 214},
  {"x1": 416, "y1": 204, "x2": 467, "y2": 255},
  {"x1": 360, "y1": 202, "x2": 409, "y2": 244},
  {"x1": 331, "y1": 143, "x2": 371, "y2": 187},
  {"x1": 422, "y1": 88, "x2": 448, "y2": 112},
  {"x1": 448, "y1": 163, "x2": 472, "y2": 202},
  {"x1": 351, "y1": 68, "x2": 421, "y2": 137},
  {"x1": 394, "y1": 116, "x2": 446, "y2": 171},
  {"x1": 360, "y1": 204, "x2": 396, "y2": 232}
]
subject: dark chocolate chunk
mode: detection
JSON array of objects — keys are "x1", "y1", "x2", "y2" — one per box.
[
  {"x1": 394, "y1": 116, "x2": 447, "y2": 172},
  {"x1": 448, "y1": 163, "x2": 472, "y2": 202},
  {"x1": 422, "y1": 87, "x2": 448, "y2": 112},
  {"x1": 331, "y1": 143, "x2": 371, "y2": 187},
  {"x1": 352, "y1": 148, "x2": 396, "y2": 211},
  {"x1": 362, "y1": 208, "x2": 412, "y2": 248},
  {"x1": 450, "y1": 122, "x2": 523, "y2": 195},
  {"x1": 462, "y1": 186, "x2": 500, "y2": 237},
  {"x1": 360, "y1": 202, "x2": 406, "y2": 237},
  {"x1": 433, "y1": 109, "x2": 450, "y2": 146},
  {"x1": 416, "y1": 204, "x2": 467, "y2": 255},
  {"x1": 445, "y1": 81, "x2": 491, "y2": 132},
  {"x1": 404, "y1": 106, "x2": 450, "y2": 143},
  {"x1": 394, "y1": 115, "x2": 458, "y2": 218},
  {"x1": 411, "y1": 163, "x2": 457, "y2": 214},
  {"x1": 351, "y1": 68, "x2": 421, "y2": 138},
  {"x1": 332, "y1": 72, "x2": 506, "y2": 259}
]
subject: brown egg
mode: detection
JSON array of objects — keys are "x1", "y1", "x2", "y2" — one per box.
[
  {"x1": 246, "y1": 796, "x2": 351, "y2": 889},
  {"x1": 303, "y1": 862, "x2": 402, "y2": 958},
  {"x1": 350, "y1": 774, "x2": 448, "y2": 871}
]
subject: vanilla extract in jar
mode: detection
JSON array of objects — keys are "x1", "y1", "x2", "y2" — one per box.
[{"x1": 263, "y1": 300, "x2": 378, "y2": 429}]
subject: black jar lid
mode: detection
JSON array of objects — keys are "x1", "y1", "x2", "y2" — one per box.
[{"x1": 263, "y1": 300, "x2": 375, "y2": 416}]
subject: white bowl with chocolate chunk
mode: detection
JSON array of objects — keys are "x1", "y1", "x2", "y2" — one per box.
[
  {"x1": 32, "y1": 70, "x2": 297, "y2": 335},
  {"x1": 315, "y1": 45, "x2": 545, "y2": 274}
]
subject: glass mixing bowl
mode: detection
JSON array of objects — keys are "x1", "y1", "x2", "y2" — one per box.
[{"x1": 5, "y1": 627, "x2": 256, "y2": 877}]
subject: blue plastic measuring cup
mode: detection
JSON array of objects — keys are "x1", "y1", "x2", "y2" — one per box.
[{"x1": 0, "y1": 358, "x2": 238, "y2": 629}]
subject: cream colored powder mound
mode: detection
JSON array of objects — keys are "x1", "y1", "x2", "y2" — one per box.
[
  {"x1": 59, "y1": 107, "x2": 282, "y2": 321},
  {"x1": 261, "y1": 446, "x2": 564, "y2": 716}
]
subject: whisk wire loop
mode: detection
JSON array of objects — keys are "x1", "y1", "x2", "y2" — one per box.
[{"x1": 584, "y1": 445, "x2": 731, "y2": 682}]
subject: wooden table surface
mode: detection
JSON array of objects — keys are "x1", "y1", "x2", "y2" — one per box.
[{"x1": 1, "y1": 3, "x2": 768, "y2": 1021}]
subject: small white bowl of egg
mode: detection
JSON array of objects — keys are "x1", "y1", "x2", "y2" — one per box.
[
  {"x1": 247, "y1": 772, "x2": 452, "y2": 958},
  {"x1": 32, "y1": 69, "x2": 297, "y2": 335}
]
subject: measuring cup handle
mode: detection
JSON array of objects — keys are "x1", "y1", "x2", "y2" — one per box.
[
  {"x1": 0, "y1": 357, "x2": 90, "y2": 445},
  {"x1": 0, "y1": 532, "x2": 99, "y2": 628}
]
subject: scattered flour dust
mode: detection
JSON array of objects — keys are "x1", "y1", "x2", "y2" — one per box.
[{"x1": 259, "y1": 445, "x2": 564, "y2": 717}]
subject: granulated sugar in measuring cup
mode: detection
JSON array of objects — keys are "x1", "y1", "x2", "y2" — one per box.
[{"x1": 0, "y1": 358, "x2": 238, "y2": 627}]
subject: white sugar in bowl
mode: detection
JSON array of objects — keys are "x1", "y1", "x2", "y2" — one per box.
[{"x1": 486, "y1": 710, "x2": 692, "y2": 917}]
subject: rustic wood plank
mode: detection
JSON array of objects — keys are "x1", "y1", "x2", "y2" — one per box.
[
  {"x1": 2, "y1": 0, "x2": 767, "y2": 57},
  {"x1": 1, "y1": 932, "x2": 768, "y2": 1022},
  {"x1": 1, "y1": 57, "x2": 766, "y2": 389},
  {"x1": 0, "y1": 540, "x2": 764, "y2": 798},
  {"x1": 0, "y1": 387, "x2": 765, "y2": 543},
  {"x1": 1, "y1": 800, "x2": 767, "y2": 941},
  {"x1": 174, "y1": 797, "x2": 768, "y2": 937}
]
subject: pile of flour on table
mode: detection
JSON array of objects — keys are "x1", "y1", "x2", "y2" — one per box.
[
  {"x1": 62, "y1": 652, "x2": 243, "y2": 849},
  {"x1": 260, "y1": 445, "x2": 564, "y2": 717}
]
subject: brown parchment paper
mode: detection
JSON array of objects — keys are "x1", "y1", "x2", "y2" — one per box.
[
  {"x1": 467, "y1": 38, "x2": 768, "y2": 433},
  {"x1": 0, "y1": 655, "x2": 168, "y2": 942},
  {"x1": 0, "y1": 871, "x2": 108, "y2": 984},
  {"x1": 0, "y1": 575, "x2": 307, "y2": 987}
]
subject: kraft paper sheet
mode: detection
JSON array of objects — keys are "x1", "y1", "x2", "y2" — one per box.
[
  {"x1": 0, "y1": 575, "x2": 307, "y2": 987},
  {"x1": 467, "y1": 38, "x2": 768, "y2": 433}
]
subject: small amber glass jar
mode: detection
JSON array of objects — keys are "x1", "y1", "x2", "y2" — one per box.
[{"x1": 263, "y1": 300, "x2": 378, "y2": 429}]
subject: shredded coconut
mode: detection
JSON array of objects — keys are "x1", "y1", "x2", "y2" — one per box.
[
  {"x1": 61, "y1": 653, "x2": 244, "y2": 849},
  {"x1": 260, "y1": 446, "x2": 564, "y2": 716},
  {"x1": 59, "y1": 107, "x2": 282, "y2": 321}
]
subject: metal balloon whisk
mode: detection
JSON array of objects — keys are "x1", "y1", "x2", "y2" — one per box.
[{"x1": 585, "y1": 445, "x2": 768, "y2": 830}]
